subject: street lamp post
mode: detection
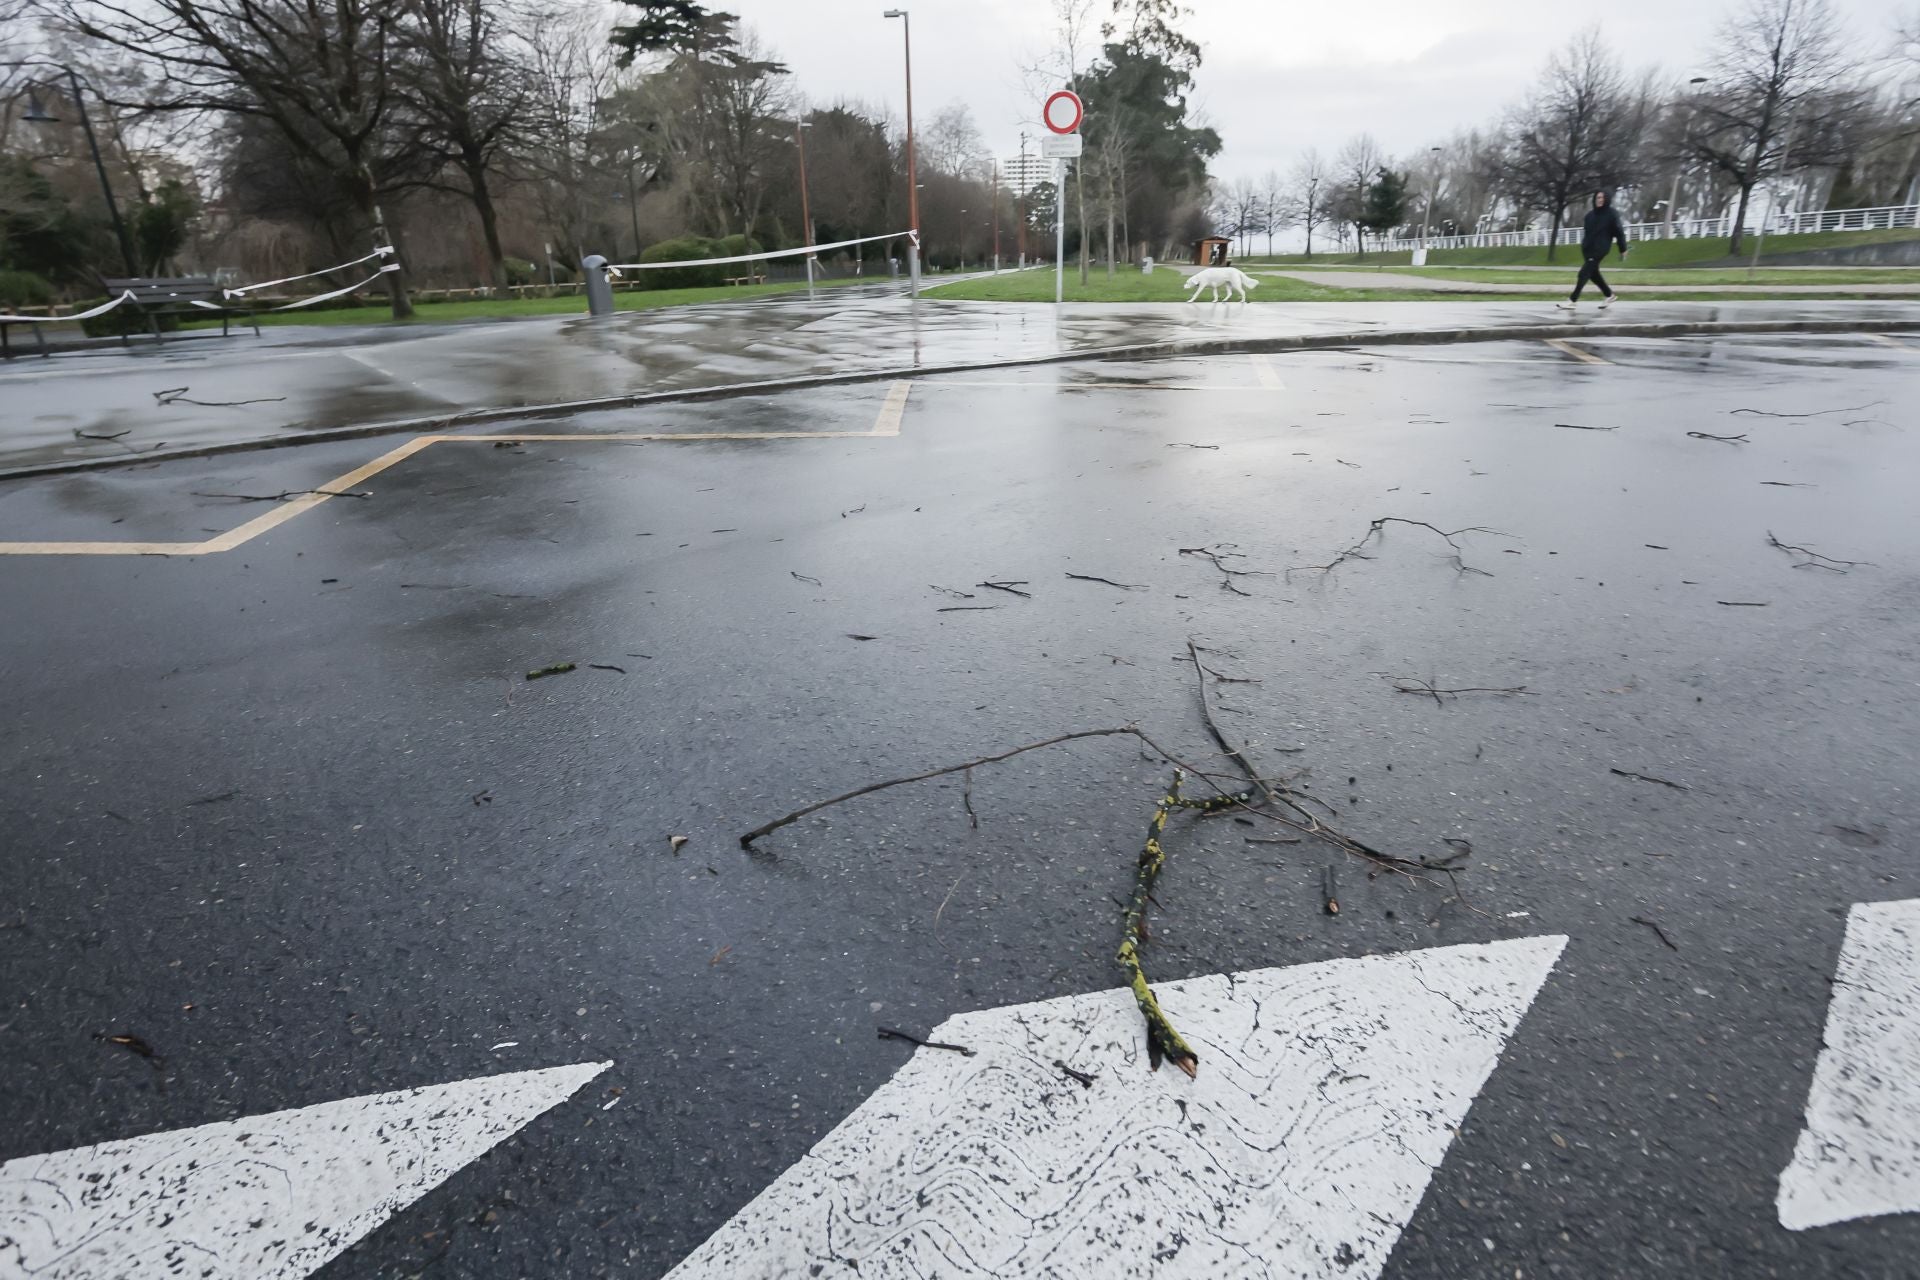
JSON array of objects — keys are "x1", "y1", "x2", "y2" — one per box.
[
  {"x1": 10, "y1": 61, "x2": 137, "y2": 275},
  {"x1": 1417, "y1": 145, "x2": 1442, "y2": 260},
  {"x1": 1017, "y1": 132, "x2": 1029, "y2": 267},
  {"x1": 794, "y1": 118, "x2": 815, "y2": 294},
  {"x1": 990, "y1": 162, "x2": 1000, "y2": 273},
  {"x1": 882, "y1": 10, "x2": 920, "y2": 296},
  {"x1": 1668, "y1": 76, "x2": 1709, "y2": 239}
]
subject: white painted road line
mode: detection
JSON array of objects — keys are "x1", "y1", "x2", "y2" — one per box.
[
  {"x1": 0, "y1": 1060, "x2": 608, "y2": 1279},
  {"x1": 666, "y1": 935, "x2": 1567, "y2": 1280},
  {"x1": 1542, "y1": 338, "x2": 1611, "y2": 365},
  {"x1": 1250, "y1": 352, "x2": 1285, "y2": 389},
  {"x1": 1778, "y1": 898, "x2": 1920, "y2": 1231}
]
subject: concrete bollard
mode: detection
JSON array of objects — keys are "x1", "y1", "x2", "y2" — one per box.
[
  {"x1": 582, "y1": 254, "x2": 614, "y2": 318},
  {"x1": 907, "y1": 243, "x2": 921, "y2": 297}
]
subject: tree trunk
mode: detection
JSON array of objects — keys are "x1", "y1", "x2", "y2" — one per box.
[
  {"x1": 1728, "y1": 180, "x2": 1754, "y2": 255},
  {"x1": 1354, "y1": 221, "x2": 1366, "y2": 258},
  {"x1": 356, "y1": 165, "x2": 412, "y2": 320},
  {"x1": 1546, "y1": 210, "x2": 1562, "y2": 264},
  {"x1": 1105, "y1": 170, "x2": 1116, "y2": 280},
  {"x1": 1077, "y1": 163, "x2": 1089, "y2": 284},
  {"x1": 464, "y1": 158, "x2": 508, "y2": 290}
]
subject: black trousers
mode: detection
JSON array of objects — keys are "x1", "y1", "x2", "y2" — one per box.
[{"x1": 1571, "y1": 255, "x2": 1612, "y2": 301}]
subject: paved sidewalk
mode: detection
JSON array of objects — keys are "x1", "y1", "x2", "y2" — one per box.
[
  {"x1": 1262, "y1": 269, "x2": 1920, "y2": 295},
  {"x1": 4, "y1": 293, "x2": 1919, "y2": 474}
]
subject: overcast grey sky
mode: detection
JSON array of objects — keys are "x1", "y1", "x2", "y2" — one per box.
[{"x1": 741, "y1": 0, "x2": 1908, "y2": 179}]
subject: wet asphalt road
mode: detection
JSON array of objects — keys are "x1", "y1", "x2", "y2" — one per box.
[{"x1": 2, "y1": 332, "x2": 1919, "y2": 1277}]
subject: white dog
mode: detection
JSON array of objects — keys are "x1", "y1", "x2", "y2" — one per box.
[{"x1": 1185, "y1": 266, "x2": 1259, "y2": 304}]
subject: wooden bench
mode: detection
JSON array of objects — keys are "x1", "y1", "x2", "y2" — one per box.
[
  {"x1": 101, "y1": 276, "x2": 261, "y2": 342},
  {"x1": 723, "y1": 272, "x2": 768, "y2": 286},
  {"x1": 0, "y1": 311, "x2": 53, "y2": 358}
]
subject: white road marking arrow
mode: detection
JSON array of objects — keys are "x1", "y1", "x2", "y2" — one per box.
[
  {"x1": 668, "y1": 935, "x2": 1567, "y2": 1279},
  {"x1": 1778, "y1": 897, "x2": 1920, "y2": 1230},
  {"x1": 0, "y1": 1060, "x2": 608, "y2": 1279}
]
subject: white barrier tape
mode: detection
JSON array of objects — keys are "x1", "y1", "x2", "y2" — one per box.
[
  {"x1": 606, "y1": 229, "x2": 916, "y2": 272},
  {"x1": 260, "y1": 263, "x2": 401, "y2": 310},
  {"x1": 225, "y1": 245, "x2": 394, "y2": 298},
  {"x1": 0, "y1": 290, "x2": 138, "y2": 324}
]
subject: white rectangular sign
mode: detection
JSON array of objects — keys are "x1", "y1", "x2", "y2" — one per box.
[{"x1": 1040, "y1": 134, "x2": 1082, "y2": 159}]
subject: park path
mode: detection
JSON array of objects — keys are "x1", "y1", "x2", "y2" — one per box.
[{"x1": 1261, "y1": 268, "x2": 1920, "y2": 295}]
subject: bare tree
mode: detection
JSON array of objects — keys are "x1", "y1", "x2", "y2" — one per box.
[
  {"x1": 63, "y1": 0, "x2": 417, "y2": 317},
  {"x1": 522, "y1": 2, "x2": 621, "y2": 267},
  {"x1": 1331, "y1": 133, "x2": 1382, "y2": 254},
  {"x1": 1284, "y1": 147, "x2": 1331, "y2": 257},
  {"x1": 1257, "y1": 167, "x2": 1285, "y2": 255},
  {"x1": 1690, "y1": 0, "x2": 1862, "y2": 252},
  {"x1": 1498, "y1": 28, "x2": 1641, "y2": 261},
  {"x1": 397, "y1": 0, "x2": 528, "y2": 288},
  {"x1": 923, "y1": 101, "x2": 986, "y2": 176}
]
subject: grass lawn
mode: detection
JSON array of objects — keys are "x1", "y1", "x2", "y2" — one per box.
[
  {"x1": 1279, "y1": 265, "x2": 1917, "y2": 286},
  {"x1": 923, "y1": 264, "x2": 1914, "y2": 304},
  {"x1": 181, "y1": 273, "x2": 881, "y2": 329},
  {"x1": 1239, "y1": 227, "x2": 1920, "y2": 270}
]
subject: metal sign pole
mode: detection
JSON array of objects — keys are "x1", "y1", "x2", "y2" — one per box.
[{"x1": 1055, "y1": 158, "x2": 1066, "y2": 304}]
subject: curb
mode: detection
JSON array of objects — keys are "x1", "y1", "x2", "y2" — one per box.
[{"x1": 7, "y1": 316, "x2": 1918, "y2": 483}]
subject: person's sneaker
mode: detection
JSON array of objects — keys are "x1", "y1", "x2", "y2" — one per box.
[
  {"x1": 1599, "y1": 294, "x2": 1616, "y2": 308},
  {"x1": 1556, "y1": 301, "x2": 1576, "y2": 310}
]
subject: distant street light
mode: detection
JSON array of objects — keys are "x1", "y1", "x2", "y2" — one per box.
[
  {"x1": 1669, "y1": 76, "x2": 1710, "y2": 238},
  {"x1": 882, "y1": 9, "x2": 920, "y2": 294},
  {"x1": 793, "y1": 118, "x2": 815, "y2": 291},
  {"x1": 5, "y1": 60, "x2": 136, "y2": 274}
]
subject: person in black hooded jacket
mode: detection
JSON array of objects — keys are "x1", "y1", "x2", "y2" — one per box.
[{"x1": 1558, "y1": 190, "x2": 1628, "y2": 309}]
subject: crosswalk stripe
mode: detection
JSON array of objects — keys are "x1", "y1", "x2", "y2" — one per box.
[
  {"x1": 666, "y1": 936, "x2": 1567, "y2": 1279},
  {"x1": 1777, "y1": 897, "x2": 1920, "y2": 1231}
]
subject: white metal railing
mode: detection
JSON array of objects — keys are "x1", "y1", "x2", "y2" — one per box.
[{"x1": 1364, "y1": 202, "x2": 1919, "y2": 254}]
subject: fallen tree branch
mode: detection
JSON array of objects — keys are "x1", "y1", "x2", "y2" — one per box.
[
  {"x1": 1766, "y1": 531, "x2": 1868, "y2": 573},
  {"x1": 1686, "y1": 431, "x2": 1748, "y2": 443},
  {"x1": 1630, "y1": 916, "x2": 1680, "y2": 951},
  {"x1": 1120, "y1": 769, "x2": 1252, "y2": 1078},
  {"x1": 1551, "y1": 422, "x2": 1616, "y2": 431},
  {"x1": 1179, "y1": 544, "x2": 1275, "y2": 597},
  {"x1": 976, "y1": 580, "x2": 1032, "y2": 598},
  {"x1": 877, "y1": 1026, "x2": 974, "y2": 1056},
  {"x1": 1066, "y1": 572, "x2": 1148, "y2": 590},
  {"x1": 1287, "y1": 517, "x2": 1509, "y2": 580}
]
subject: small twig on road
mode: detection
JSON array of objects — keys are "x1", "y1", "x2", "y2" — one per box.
[
  {"x1": 1759, "y1": 481, "x2": 1816, "y2": 488},
  {"x1": 929, "y1": 584, "x2": 974, "y2": 598},
  {"x1": 1054, "y1": 1059, "x2": 1097, "y2": 1088},
  {"x1": 526, "y1": 663, "x2": 576, "y2": 680},
  {"x1": 1387, "y1": 676, "x2": 1534, "y2": 705},
  {"x1": 74, "y1": 428, "x2": 131, "y2": 441},
  {"x1": 1716, "y1": 600, "x2": 1769, "y2": 607},
  {"x1": 1767, "y1": 531, "x2": 1868, "y2": 573},
  {"x1": 938, "y1": 605, "x2": 1001, "y2": 612},
  {"x1": 1731, "y1": 401, "x2": 1884, "y2": 418},
  {"x1": 740, "y1": 727, "x2": 1153, "y2": 847},
  {"x1": 1610, "y1": 767, "x2": 1689, "y2": 791},
  {"x1": 153, "y1": 386, "x2": 287, "y2": 407},
  {"x1": 1552, "y1": 422, "x2": 1617, "y2": 431},
  {"x1": 790, "y1": 571, "x2": 822, "y2": 585},
  {"x1": 1630, "y1": 916, "x2": 1680, "y2": 951},
  {"x1": 878, "y1": 1026, "x2": 974, "y2": 1056},
  {"x1": 1165, "y1": 442, "x2": 1219, "y2": 450},
  {"x1": 1066, "y1": 573, "x2": 1148, "y2": 590},
  {"x1": 192, "y1": 488, "x2": 370, "y2": 502},
  {"x1": 587, "y1": 663, "x2": 626, "y2": 674},
  {"x1": 961, "y1": 767, "x2": 978, "y2": 829},
  {"x1": 977, "y1": 580, "x2": 1033, "y2": 598},
  {"x1": 1686, "y1": 431, "x2": 1749, "y2": 444}
]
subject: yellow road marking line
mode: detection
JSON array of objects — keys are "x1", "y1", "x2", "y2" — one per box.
[
  {"x1": 1543, "y1": 338, "x2": 1610, "y2": 365},
  {"x1": 911, "y1": 380, "x2": 1253, "y2": 391},
  {"x1": 871, "y1": 380, "x2": 910, "y2": 435},
  {"x1": 1249, "y1": 353, "x2": 1284, "y2": 389},
  {"x1": 0, "y1": 392, "x2": 912, "y2": 557}
]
